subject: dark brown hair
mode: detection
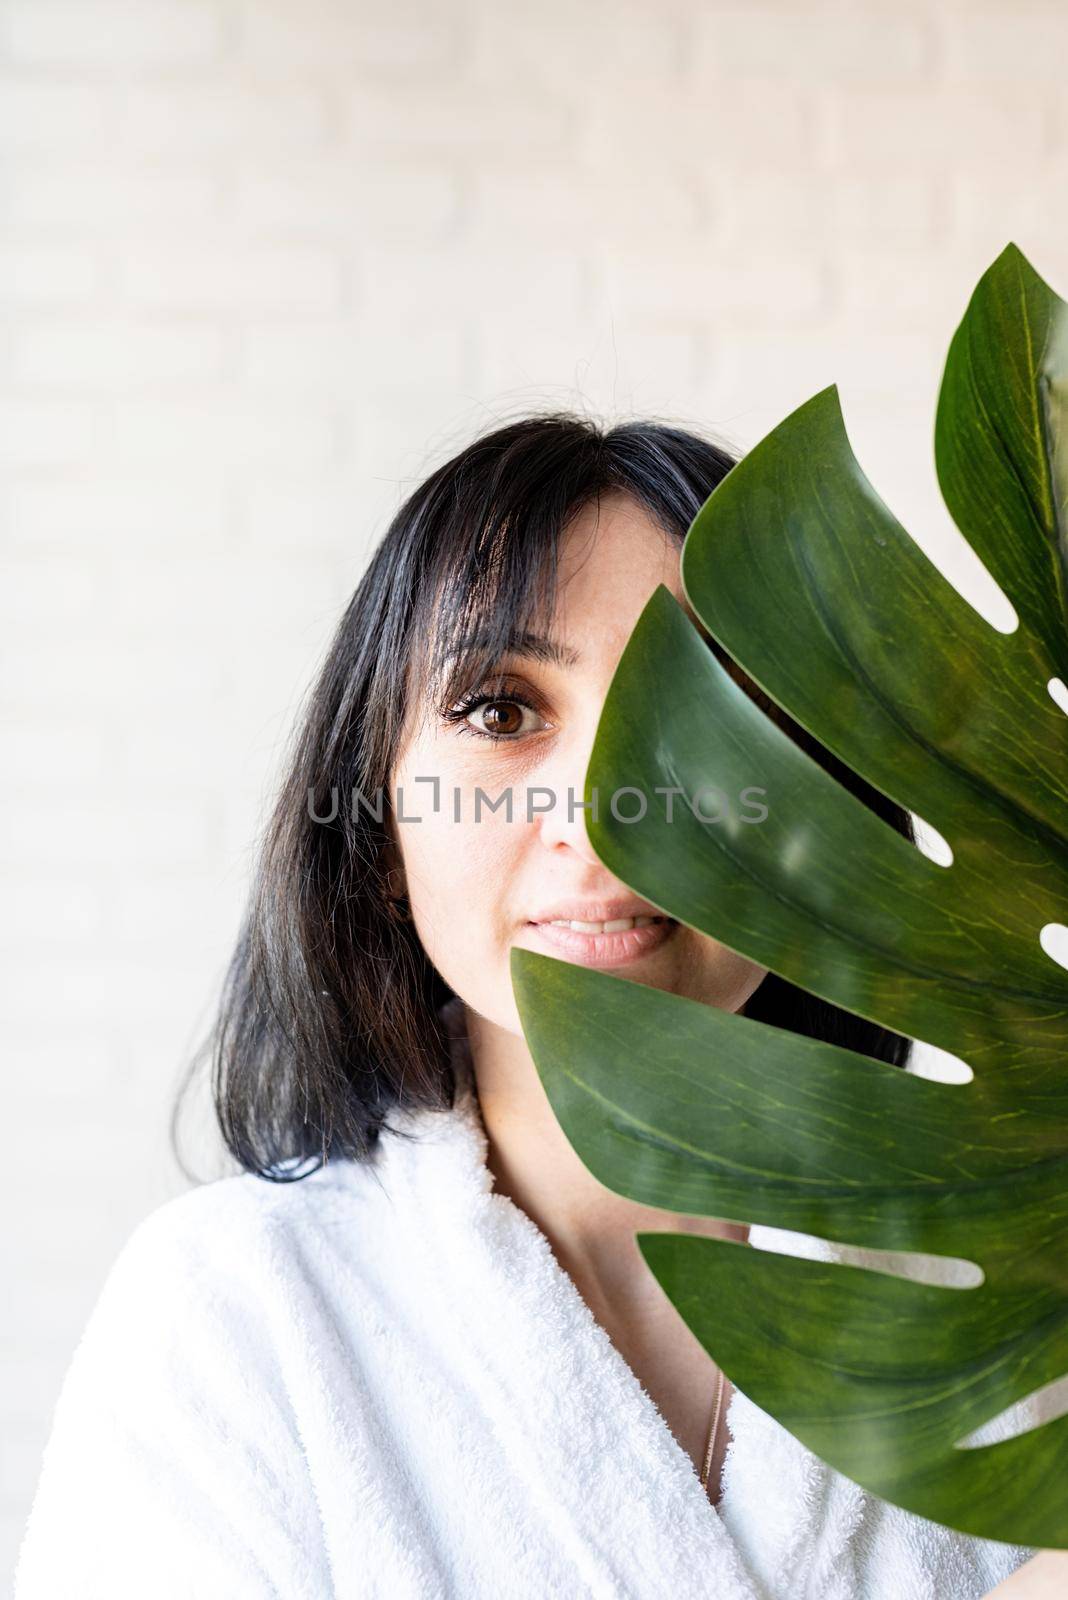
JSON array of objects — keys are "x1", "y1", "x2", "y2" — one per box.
[{"x1": 172, "y1": 412, "x2": 914, "y2": 1183}]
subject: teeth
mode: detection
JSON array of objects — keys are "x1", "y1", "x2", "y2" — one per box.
[{"x1": 546, "y1": 916, "x2": 661, "y2": 933}]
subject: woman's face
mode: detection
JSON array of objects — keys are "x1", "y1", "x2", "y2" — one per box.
[{"x1": 388, "y1": 491, "x2": 769, "y2": 1036}]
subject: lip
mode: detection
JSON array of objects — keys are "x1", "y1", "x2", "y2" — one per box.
[
  {"x1": 528, "y1": 896, "x2": 671, "y2": 923},
  {"x1": 525, "y1": 901, "x2": 679, "y2": 969}
]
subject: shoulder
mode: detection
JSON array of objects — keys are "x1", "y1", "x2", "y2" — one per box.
[
  {"x1": 15, "y1": 1155, "x2": 401, "y2": 1599},
  {"x1": 102, "y1": 1151, "x2": 390, "y2": 1308},
  {"x1": 53, "y1": 1152, "x2": 402, "y2": 1411},
  {"x1": 116, "y1": 1151, "x2": 385, "y2": 1256},
  {"x1": 32, "y1": 1098, "x2": 481, "y2": 1483}
]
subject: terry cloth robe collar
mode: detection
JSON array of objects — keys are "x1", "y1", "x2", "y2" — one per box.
[{"x1": 372, "y1": 995, "x2": 859, "y2": 1600}]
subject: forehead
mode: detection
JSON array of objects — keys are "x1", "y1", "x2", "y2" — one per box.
[
  {"x1": 550, "y1": 493, "x2": 682, "y2": 606},
  {"x1": 558, "y1": 490, "x2": 676, "y2": 559},
  {"x1": 407, "y1": 489, "x2": 697, "y2": 708},
  {"x1": 549, "y1": 494, "x2": 689, "y2": 630}
]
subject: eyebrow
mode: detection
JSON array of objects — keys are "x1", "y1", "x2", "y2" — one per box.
[{"x1": 445, "y1": 628, "x2": 581, "y2": 669}]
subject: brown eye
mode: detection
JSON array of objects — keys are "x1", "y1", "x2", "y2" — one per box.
[
  {"x1": 480, "y1": 700, "x2": 523, "y2": 736},
  {"x1": 442, "y1": 687, "x2": 548, "y2": 743}
]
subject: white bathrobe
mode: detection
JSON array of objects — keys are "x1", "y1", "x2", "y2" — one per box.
[{"x1": 15, "y1": 1006, "x2": 1037, "y2": 1600}]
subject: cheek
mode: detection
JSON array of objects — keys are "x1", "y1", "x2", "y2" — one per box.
[
  {"x1": 727, "y1": 951, "x2": 770, "y2": 1008},
  {"x1": 400, "y1": 802, "x2": 521, "y2": 969},
  {"x1": 389, "y1": 728, "x2": 545, "y2": 1026},
  {"x1": 676, "y1": 928, "x2": 769, "y2": 1010}
]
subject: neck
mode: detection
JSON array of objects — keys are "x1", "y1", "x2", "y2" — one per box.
[{"x1": 463, "y1": 1005, "x2": 749, "y2": 1313}]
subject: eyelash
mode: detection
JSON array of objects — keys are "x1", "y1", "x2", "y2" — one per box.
[{"x1": 441, "y1": 686, "x2": 546, "y2": 744}]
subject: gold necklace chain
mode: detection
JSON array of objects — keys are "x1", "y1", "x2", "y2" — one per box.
[{"x1": 699, "y1": 1367, "x2": 727, "y2": 1495}]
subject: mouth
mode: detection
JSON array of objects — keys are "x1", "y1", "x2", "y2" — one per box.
[{"x1": 524, "y1": 914, "x2": 679, "y2": 969}]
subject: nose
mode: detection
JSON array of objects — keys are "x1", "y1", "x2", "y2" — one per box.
[{"x1": 528, "y1": 730, "x2": 604, "y2": 866}]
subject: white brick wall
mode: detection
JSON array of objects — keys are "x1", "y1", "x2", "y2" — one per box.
[{"x1": 4, "y1": 0, "x2": 1066, "y2": 1576}]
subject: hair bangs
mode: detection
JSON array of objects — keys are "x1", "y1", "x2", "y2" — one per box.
[{"x1": 414, "y1": 418, "x2": 614, "y2": 715}]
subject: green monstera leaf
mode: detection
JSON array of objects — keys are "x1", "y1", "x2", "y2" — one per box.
[{"x1": 510, "y1": 243, "x2": 1068, "y2": 1547}]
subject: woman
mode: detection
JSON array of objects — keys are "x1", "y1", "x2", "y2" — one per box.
[{"x1": 15, "y1": 414, "x2": 1057, "y2": 1598}]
